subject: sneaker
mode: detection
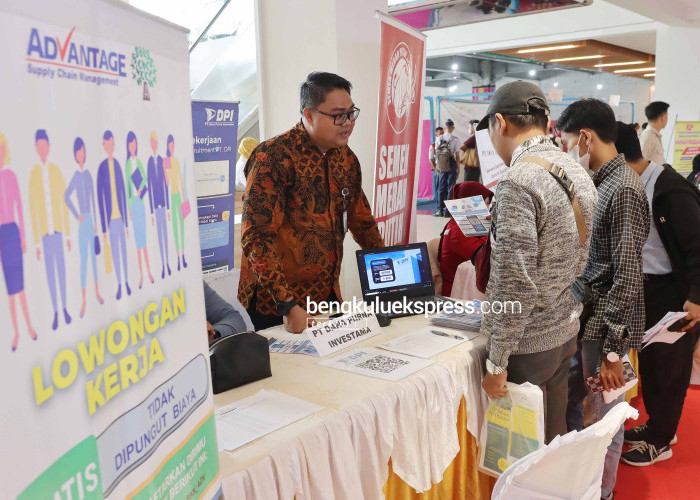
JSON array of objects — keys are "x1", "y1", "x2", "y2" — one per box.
[
  {"x1": 624, "y1": 424, "x2": 678, "y2": 446},
  {"x1": 624, "y1": 424, "x2": 650, "y2": 445},
  {"x1": 621, "y1": 441, "x2": 672, "y2": 467},
  {"x1": 433, "y1": 210, "x2": 444, "y2": 217}
]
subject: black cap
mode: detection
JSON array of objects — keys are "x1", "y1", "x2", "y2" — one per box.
[{"x1": 476, "y1": 81, "x2": 550, "y2": 131}]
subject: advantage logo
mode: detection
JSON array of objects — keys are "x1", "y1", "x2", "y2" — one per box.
[{"x1": 26, "y1": 26, "x2": 128, "y2": 87}]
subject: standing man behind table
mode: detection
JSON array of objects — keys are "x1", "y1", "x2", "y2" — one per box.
[
  {"x1": 639, "y1": 101, "x2": 670, "y2": 166},
  {"x1": 614, "y1": 122, "x2": 700, "y2": 467},
  {"x1": 434, "y1": 119, "x2": 461, "y2": 217},
  {"x1": 428, "y1": 126, "x2": 444, "y2": 203},
  {"x1": 558, "y1": 99, "x2": 649, "y2": 500},
  {"x1": 477, "y1": 82, "x2": 597, "y2": 443},
  {"x1": 238, "y1": 72, "x2": 384, "y2": 333}
]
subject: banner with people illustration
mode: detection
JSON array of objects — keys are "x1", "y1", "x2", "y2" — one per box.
[
  {"x1": 0, "y1": 1, "x2": 220, "y2": 499},
  {"x1": 373, "y1": 13, "x2": 426, "y2": 246}
]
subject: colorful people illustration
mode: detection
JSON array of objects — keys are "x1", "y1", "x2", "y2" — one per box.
[
  {"x1": 97, "y1": 130, "x2": 131, "y2": 300},
  {"x1": 65, "y1": 137, "x2": 103, "y2": 317},
  {"x1": 147, "y1": 131, "x2": 171, "y2": 279},
  {"x1": 29, "y1": 129, "x2": 72, "y2": 331},
  {"x1": 164, "y1": 135, "x2": 186, "y2": 270},
  {"x1": 0, "y1": 133, "x2": 37, "y2": 350},
  {"x1": 125, "y1": 131, "x2": 154, "y2": 288}
]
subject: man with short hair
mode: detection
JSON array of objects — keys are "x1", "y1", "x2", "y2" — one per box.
[
  {"x1": 477, "y1": 81, "x2": 597, "y2": 444},
  {"x1": 558, "y1": 99, "x2": 649, "y2": 500},
  {"x1": 29, "y1": 129, "x2": 72, "y2": 330},
  {"x1": 239, "y1": 72, "x2": 383, "y2": 333},
  {"x1": 434, "y1": 119, "x2": 461, "y2": 216},
  {"x1": 639, "y1": 101, "x2": 670, "y2": 165},
  {"x1": 614, "y1": 122, "x2": 700, "y2": 466}
]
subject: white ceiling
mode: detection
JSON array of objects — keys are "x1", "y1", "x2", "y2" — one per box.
[
  {"x1": 604, "y1": 0, "x2": 700, "y2": 27},
  {"x1": 594, "y1": 31, "x2": 657, "y2": 55}
]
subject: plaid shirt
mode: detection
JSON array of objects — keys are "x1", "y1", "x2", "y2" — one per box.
[
  {"x1": 238, "y1": 122, "x2": 384, "y2": 316},
  {"x1": 581, "y1": 154, "x2": 650, "y2": 352}
]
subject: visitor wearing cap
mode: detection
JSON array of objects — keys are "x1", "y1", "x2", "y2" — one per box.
[
  {"x1": 239, "y1": 72, "x2": 383, "y2": 332},
  {"x1": 434, "y1": 119, "x2": 461, "y2": 216},
  {"x1": 558, "y1": 100, "x2": 649, "y2": 499},
  {"x1": 478, "y1": 81, "x2": 597, "y2": 444}
]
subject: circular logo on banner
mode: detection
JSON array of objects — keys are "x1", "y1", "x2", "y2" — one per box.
[{"x1": 386, "y1": 42, "x2": 417, "y2": 134}]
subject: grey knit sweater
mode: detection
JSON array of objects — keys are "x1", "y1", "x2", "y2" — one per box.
[{"x1": 481, "y1": 135, "x2": 598, "y2": 367}]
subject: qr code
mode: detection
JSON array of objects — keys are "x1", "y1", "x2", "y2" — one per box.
[{"x1": 356, "y1": 355, "x2": 409, "y2": 373}]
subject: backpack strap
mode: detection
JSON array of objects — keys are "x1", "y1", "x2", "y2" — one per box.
[{"x1": 522, "y1": 156, "x2": 587, "y2": 246}]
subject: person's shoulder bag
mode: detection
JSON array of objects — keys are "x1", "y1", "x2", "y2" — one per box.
[{"x1": 472, "y1": 155, "x2": 587, "y2": 294}]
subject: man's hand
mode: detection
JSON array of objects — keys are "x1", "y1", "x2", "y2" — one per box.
[
  {"x1": 283, "y1": 305, "x2": 313, "y2": 334},
  {"x1": 207, "y1": 321, "x2": 216, "y2": 342},
  {"x1": 682, "y1": 300, "x2": 700, "y2": 331},
  {"x1": 66, "y1": 238, "x2": 71, "y2": 252},
  {"x1": 482, "y1": 371, "x2": 508, "y2": 399},
  {"x1": 152, "y1": 215, "x2": 155, "y2": 227},
  {"x1": 36, "y1": 247, "x2": 41, "y2": 260},
  {"x1": 600, "y1": 358, "x2": 624, "y2": 391}
]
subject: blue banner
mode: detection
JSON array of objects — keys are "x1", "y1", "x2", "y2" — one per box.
[{"x1": 191, "y1": 100, "x2": 239, "y2": 275}]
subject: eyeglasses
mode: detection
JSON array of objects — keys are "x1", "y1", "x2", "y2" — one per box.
[{"x1": 309, "y1": 107, "x2": 360, "y2": 126}]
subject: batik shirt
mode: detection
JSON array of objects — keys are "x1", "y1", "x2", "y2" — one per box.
[{"x1": 238, "y1": 122, "x2": 384, "y2": 316}]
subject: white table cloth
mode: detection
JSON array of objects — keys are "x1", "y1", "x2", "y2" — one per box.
[{"x1": 216, "y1": 315, "x2": 489, "y2": 499}]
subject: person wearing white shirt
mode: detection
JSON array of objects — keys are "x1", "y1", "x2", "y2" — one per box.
[{"x1": 639, "y1": 101, "x2": 669, "y2": 166}]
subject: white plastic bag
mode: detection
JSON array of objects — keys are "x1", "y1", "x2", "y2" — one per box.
[{"x1": 477, "y1": 382, "x2": 545, "y2": 477}]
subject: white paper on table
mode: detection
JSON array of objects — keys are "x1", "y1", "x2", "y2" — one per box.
[
  {"x1": 642, "y1": 311, "x2": 687, "y2": 348},
  {"x1": 376, "y1": 326, "x2": 477, "y2": 359},
  {"x1": 319, "y1": 347, "x2": 434, "y2": 381},
  {"x1": 215, "y1": 390, "x2": 323, "y2": 451},
  {"x1": 444, "y1": 195, "x2": 490, "y2": 237}
]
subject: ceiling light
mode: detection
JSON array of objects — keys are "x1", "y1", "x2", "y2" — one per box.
[
  {"x1": 596, "y1": 84, "x2": 603, "y2": 90},
  {"x1": 529, "y1": 69, "x2": 537, "y2": 77},
  {"x1": 644, "y1": 73, "x2": 656, "y2": 77},
  {"x1": 550, "y1": 54, "x2": 605, "y2": 62},
  {"x1": 614, "y1": 66, "x2": 656, "y2": 74},
  {"x1": 451, "y1": 63, "x2": 458, "y2": 70},
  {"x1": 594, "y1": 60, "x2": 647, "y2": 68},
  {"x1": 517, "y1": 44, "x2": 578, "y2": 54},
  {"x1": 449, "y1": 85, "x2": 457, "y2": 92},
  {"x1": 553, "y1": 82, "x2": 559, "y2": 87}
]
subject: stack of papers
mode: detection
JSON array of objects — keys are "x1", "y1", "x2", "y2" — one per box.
[
  {"x1": 215, "y1": 390, "x2": 323, "y2": 451},
  {"x1": 444, "y1": 195, "x2": 491, "y2": 237},
  {"x1": 642, "y1": 311, "x2": 688, "y2": 348},
  {"x1": 268, "y1": 336, "x2": 319, "y2": 356},
  {"x1": 377, "y1": 326, "x2": 477, "y2": 359},
  {"x1": 430, "y1": 302, "x2": 483, "y2": 332}
]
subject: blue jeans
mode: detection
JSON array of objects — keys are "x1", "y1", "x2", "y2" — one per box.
[
  {"x1": 432, "y1": 170, "x2": 439, "y2": 202},
  {"x1": 582, "y1": 340, "x2": 627, "y2": 499},
  {"x1": 437, "y1": 163, "x2": 458, "y2": 211},
  {"x1": 109, "y1": 218, "x2": 128, "y2": 285},
  {"x1": 43, "y1": 232, "x2": 67, "y2": 313},
  {"x1": 78, "y1": 213, "x2": 98, "y2": 289}
]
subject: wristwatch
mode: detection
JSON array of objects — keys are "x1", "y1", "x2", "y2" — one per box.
[
  {"x1": 606, "y1": 351, "x2": 620, "y2": 363},
  {"x1": 276, "y1": 298, "x2": 297, "y2": 316},
  {"x1": 486, "y1": 359, "x2": 507, "y2": 375}
]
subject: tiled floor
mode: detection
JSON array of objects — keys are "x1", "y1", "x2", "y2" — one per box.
[{"x1": 416, "y1": 212, "x2": 448, "y2": 244}]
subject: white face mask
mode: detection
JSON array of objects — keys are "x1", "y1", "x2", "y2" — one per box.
[{"x1": 569, "y1": 132, "x2": 591, "y2": 171}]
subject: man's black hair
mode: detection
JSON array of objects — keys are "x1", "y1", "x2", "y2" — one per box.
[
  {"x1": 556, "y1": 98, "x2": 618, "y2": 143},
  {"x1": 642, "y1": 122, "x2": 648, "y2": 129},
  {"x1": 469, "y1": 119, "x2": 480, "y2": 125},
  {"x1": 614, "y1": 121, "x2": 644, "y2": 162},
  {"x1": 435, "y1": 126, "x2": 444, "y2": 133},
  {"x1": 300, "y1": 72, "x2": 352, "y2": 114},
  {"x1": 488, "y1": 99, "x2": 549, "y2": 133},
  {"x1": 645, "y1": 101, "x2": 670, "y2": 121}
]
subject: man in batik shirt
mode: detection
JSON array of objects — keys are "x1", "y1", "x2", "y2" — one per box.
[{"x1": 238, "y1": 72, "x2": 384, "y2": 332}]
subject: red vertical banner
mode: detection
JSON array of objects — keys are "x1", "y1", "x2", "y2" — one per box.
[{"x1": 374, "y1": 15, "x2": 426, "y2": 246}]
